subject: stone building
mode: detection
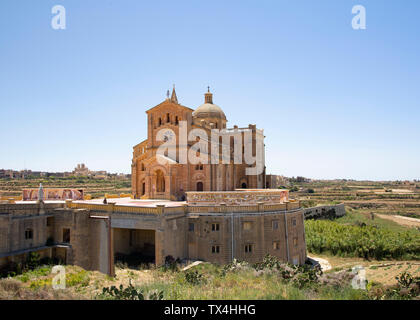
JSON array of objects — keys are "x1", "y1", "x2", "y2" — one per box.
[
  {"x1": 132, "y1": 87, "x2": 266, "y2": 200},
  {"x1": 73, "y1": 163, "x2": 90, "y2": 176},
  {"x1": 0, "y1": 89, "x2": 308, "y2": 276},
  {"x1": 0, "y1": 190, "x2": 306, "y2": 276}
]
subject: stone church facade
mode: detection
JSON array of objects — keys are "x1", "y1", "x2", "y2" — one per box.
[
  {"x1": 0, "y1": 88, "x2": 308, "y2": 276},
  {"x1": 132, "y1": 88, "x2": 266, "y2": 200}
]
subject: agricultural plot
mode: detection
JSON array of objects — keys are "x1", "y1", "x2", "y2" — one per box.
[
  {"x1": 293, "y1": 180, "x2": 420, "y2": 219},
  {"x1": 0, "y1": 176, "x2": 131, "y2": 199}
]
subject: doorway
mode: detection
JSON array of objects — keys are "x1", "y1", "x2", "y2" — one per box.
[
  {"x1": 141, "y1": 182, "x2": 145, "y2": 196},
  {"x1": 156, "y1": 170, "x2": 165, "y2": 192},
  {"x1": 113, "y1": 228, "x2": 156, "y2": 267}
]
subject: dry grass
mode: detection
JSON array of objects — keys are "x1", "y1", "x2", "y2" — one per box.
[
  {"x1": 376, "y1": 214, "x2": 420, "y2": 229},
  {"x1": 309, "y1": 253, "x2": 420, "y2": 286},
  {"x1": 0, "y1": 265, "x2": 157, "y2": 300},
  {"x1": 0, "y1": 278, "x2": 83, "y2": 300}
]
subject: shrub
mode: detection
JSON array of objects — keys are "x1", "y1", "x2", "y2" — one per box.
[
  {"x1": 253, "y1": 255, "x2": 322, "y2": 288},
  {"x1": 26, "y1": 252, "x2": 41, "y2": 270},
  {"x1": 160, "y1": 255, "x2": 181, "y2": 272},
  {"x1": 184, "y1": 270, "x2": 205, "y2": 285},
  {"x1": 254, "y1": 255, "x2": 283, "y2": 271},
  {"x1": 222, "y1": 259, "x2": 252, "y2": 275},
  {"x1": 318, "y1": 270, "x2": 355, "y2": 288},
  {"x1": 100, "y1": 281, "x2": 163, "y2": 300},
  {"x1": 29, "y1": 278, "x2": 52, "y2": 290},
  {"x1": 66, "y1": 271, "x2": 90, "y2": 287}
]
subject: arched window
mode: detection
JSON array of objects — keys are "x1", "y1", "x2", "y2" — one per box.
[
  {"x1": 158, "y1": 118, "x2": 162, "y2": 126},
  {"x1": 167, "y1": 113, "x2": 170, "y2": 123},
  {"x1": 241, "y1": 182, "x2": 247, "y2": 189},
  {"x1": 175, "y1": 116, "x2": 179, "y2": 125},
  {"x1": 197, "y1": 182, "x2": 203, "y2": 191}
]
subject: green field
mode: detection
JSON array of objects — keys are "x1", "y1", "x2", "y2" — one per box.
[{"x1": 305, "y1": 210, "x2": 420, "y2": 260}]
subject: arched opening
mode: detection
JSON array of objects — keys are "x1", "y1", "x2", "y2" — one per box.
[
  {"x1": 156, "y1": 170, "x2": 165, "y2": 192},
  {"x1": 196, "y1": 181, "x2": 203, "y2": 191},
  {"x1": 141, "y1": 181, "x2": 146, "y2": 196},
  {"x1": 241, "y1": 182, "x2": 247, "y2": 189}
]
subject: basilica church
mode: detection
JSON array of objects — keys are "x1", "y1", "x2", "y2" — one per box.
[{"x1": 131, "y1": 87, "x2": 266, "y2": 200}]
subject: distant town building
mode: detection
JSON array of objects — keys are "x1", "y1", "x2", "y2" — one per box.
[
  {"x1": 0, "y1": 166, "x2": 129, "y2": 180},
  {"x1": 73, "y1": 163, "x2": 90, "y2": 176},
  {"x1": 72, "y1": 164, "x2": 128, "y2": 179}
]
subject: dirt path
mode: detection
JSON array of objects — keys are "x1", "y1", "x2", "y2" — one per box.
[
  {"x1": 307, "y1": 255, "x2": 332, "y2": 271},
  {"x1": 376, "y1": 214, "x2": 420, "y2": 228}
]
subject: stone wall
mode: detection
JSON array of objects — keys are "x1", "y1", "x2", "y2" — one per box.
[
  {"x1": 186, "y1": 189, "x2": 289, "y2": 206},
  {"x1": 0, "y1": 203, "x2": 65, "y2": 258},
  {"x1": 187, "y1": 209, "x2": 306, "y2": 265},
  {"x1": 303, "y1": 204, "x2": 346, "y2": 220},
  {"x1": 0, "y1": 200, "x2": 307, "y2": 274}
]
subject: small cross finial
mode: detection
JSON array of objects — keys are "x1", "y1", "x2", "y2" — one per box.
[
  {"x1": 166, "y1": 90, "x2": 170, "y2": 99},
  {"x1": 207, "y1": 86, "x2": 210, "y2": 92}
]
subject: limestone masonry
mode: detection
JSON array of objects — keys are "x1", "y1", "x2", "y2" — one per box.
[
  {"x1": 0, "y1": 88, "x2": 309, "y2": 275},
  {"x1": 131, "y1": 87, "x2": 266, "y2": 200}
]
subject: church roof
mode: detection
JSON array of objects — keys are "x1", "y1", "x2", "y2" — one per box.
[
  {"x1": 193, "y1": 103, "x2": 226, "y2": 120},
  {"x1": 145, "y1": 86, "x2": 194, "y2": 114},
  {"x1": 192, "y1": 88, "x2": 226, "y2": 120}
]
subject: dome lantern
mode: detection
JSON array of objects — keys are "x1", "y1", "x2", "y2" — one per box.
[
  {"x1": 204, "y1": 86, "x2": 213, "y2": 104},
  {"x1": 192, "y1": 87, "x2": 227, "y2": 128}
]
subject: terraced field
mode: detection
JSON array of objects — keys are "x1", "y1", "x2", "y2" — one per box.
[
  {"x1": 292, "y1": 180, "x2": 420, "y2": 220},
  {"x1": 0, "y1": 176, "x2": 131, "y2": 199}
]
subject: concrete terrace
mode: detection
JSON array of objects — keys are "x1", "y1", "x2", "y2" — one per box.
[{"x1": 15, "y1": 197, "x2": 186, "y2": 208}]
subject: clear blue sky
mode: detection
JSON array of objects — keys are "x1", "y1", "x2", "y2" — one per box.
[{"x1": 0, "y1": 0, "x2": 419, "y2": 180}]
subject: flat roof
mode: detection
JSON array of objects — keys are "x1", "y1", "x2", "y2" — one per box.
[
  {"x1": 14, "y1": 197, "x2": 185, "y2": 207},
  {"x1": 73, "y1": 197, "x2": 186, "y2": 208}
]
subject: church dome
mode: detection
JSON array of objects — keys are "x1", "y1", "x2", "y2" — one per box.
[
  {"x1": 193, "y1": 89, "x2": 226, "y2": 120},
  {"x1": 193, "y1": 103, "x2": 226, "y2": 120}
]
